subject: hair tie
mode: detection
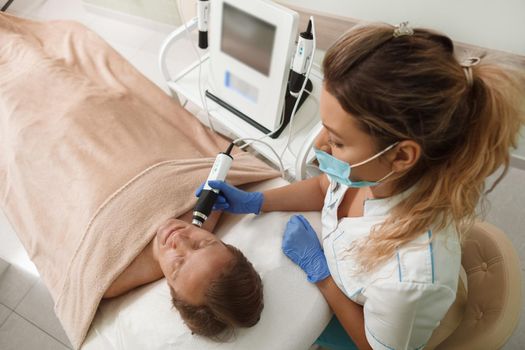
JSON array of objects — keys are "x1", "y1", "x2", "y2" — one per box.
[
  {"x1": 460, "y1": 57, "x2": 481, "y2": 87},
  {"x1": 393, "y1": 21, "x2": 414, "y2": 38}
]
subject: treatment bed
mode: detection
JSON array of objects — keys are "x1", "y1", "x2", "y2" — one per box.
[
  {"x1": 0, "y1": 12, "x2": 331, "y2": 350},
  {"x1": 82, "y1": 178, "x2": 330, "y2": 350}
]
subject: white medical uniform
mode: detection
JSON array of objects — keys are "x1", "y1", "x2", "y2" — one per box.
[{"x1": 322, "y1": 179, "x2": 461, "y2": 350}]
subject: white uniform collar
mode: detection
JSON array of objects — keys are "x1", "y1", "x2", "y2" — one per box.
[{"x1": 362, "y1": 186, "x2": 416, "y2": 217}]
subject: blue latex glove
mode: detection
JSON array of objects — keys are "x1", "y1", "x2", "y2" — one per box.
[
  {"x1": 282, "y1": 215, "x2": 330, "y2": 283},
  {"x1": 195, "y1": 180, "x2": 264, "y2": 214}
]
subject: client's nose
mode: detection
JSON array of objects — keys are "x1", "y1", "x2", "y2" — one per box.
[{"x1": 171, "y1": 231, "x2": 192, "y2": 250}]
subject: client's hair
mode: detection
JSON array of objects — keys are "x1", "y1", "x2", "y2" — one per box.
[{"x1": 170, "y1": 243, "x2": 263, "y2": 340}]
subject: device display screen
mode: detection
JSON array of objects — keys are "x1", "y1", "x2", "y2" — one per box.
[{"x1": 221, "y1": 3, "x2": 276, "y2": 76}]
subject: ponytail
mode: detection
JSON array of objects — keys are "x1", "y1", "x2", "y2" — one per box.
[{"x1": 467, "y1": 58, "x2": 525, "y2": 193}]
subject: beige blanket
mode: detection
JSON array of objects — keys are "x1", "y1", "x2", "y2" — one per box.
[{"x1": 0, "y1": 13, "x2": 278, "y2": 349}]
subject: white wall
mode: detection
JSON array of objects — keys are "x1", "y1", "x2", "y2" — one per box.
[
  {"x1": 277, "y1": 0, "x2": 525, "y2": 161},
  {"x1": 277, "y1": 0, "x2": 525, "y2": 55}
]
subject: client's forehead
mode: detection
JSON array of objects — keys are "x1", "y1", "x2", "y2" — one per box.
[{"x1": 172, "y1": 242, "x2": 232, "y2": 305}]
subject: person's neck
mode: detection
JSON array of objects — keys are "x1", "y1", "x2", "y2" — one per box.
[
  {"x1": 146, "y1": 236, "x2": 164, "y2": 279},
  {"x1": 151, "y1": 236, "x2": 160, "y2": 263},
  {"x1": 368, "y1": 181, "x2": 395, "y2": 199}
]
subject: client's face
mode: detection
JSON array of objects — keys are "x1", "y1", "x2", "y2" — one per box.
[{"x1": 156, "y1": 218, "x2": 232, "y2": 305}]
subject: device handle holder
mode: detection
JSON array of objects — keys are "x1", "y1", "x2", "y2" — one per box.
[
  {"x1": 158, "y1": 15, "x2": 213, "y2": 106},
  {"x1": 295, "y1": 121, "x2": 323, "y2": 180},
  {"x1": 159, "y1": 17, "x2": 197, "y2": 83}
]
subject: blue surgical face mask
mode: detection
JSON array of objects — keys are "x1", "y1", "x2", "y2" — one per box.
[{"x1": 314, "y1": 142, "x2": 399, "y2": 188}]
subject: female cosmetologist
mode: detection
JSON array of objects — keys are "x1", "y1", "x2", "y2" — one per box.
[{"x1": 197, "y1": 22, "x2": 525, "y2": 349}]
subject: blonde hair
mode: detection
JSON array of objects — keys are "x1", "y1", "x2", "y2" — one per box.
[{"x1": 323, "y1": 23, "x2": 525, "y2": 272}]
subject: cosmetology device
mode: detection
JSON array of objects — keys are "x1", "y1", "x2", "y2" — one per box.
[
  {"x1": 206, "y1": 0, "x2": 312, "y2": 138},
  {"x1": 192, "y1": 143, "x2": 234, "y2": 227}
]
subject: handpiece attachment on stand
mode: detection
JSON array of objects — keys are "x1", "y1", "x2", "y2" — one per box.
[
  {"x1": 289, "y1": 20, "x2": 313, "y2": 97},
  {"x1": 197, "y1": 0, "x2": 210, "y2": 49}
]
